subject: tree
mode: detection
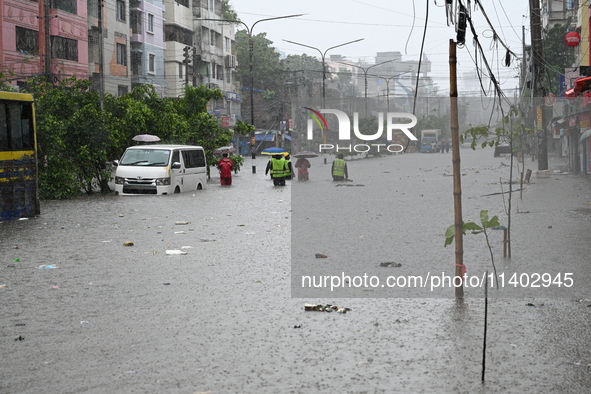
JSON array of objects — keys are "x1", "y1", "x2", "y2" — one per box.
[
  {"x1": 234, "y1": 30, "x2": 283, "y2": 95},
  {"x1": 543, "y1": 23, "x2": 576, "y2": 96},
  {"x1": 281, "y1": 54, "x2": 323, "y2": 81}
]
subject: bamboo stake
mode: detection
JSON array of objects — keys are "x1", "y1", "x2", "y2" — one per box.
[{"x1": 450, "y1": 40, "x2": 464, "y2": 298}]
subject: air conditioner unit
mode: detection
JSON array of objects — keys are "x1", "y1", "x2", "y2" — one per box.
[
  {"x1": 225, "y1": 54, "x2": 236, "y2": 68},
  {"x1": 207, "y1": 83, "x2": 219, "y2": 89}
]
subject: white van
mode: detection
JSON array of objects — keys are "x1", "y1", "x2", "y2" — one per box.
[{"x1": 113, "y1": 145, "x2": 207, "y2": 195}]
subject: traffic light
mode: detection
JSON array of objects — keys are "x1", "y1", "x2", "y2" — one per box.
[{"x1": 183, "y1": 46, "x2": 191, "y2": 64}]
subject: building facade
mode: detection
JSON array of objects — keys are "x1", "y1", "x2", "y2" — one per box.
[{"x1": 0, "y1": 0, "x2": 89, "y2": 87}]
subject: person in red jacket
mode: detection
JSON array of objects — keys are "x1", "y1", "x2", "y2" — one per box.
[{"x1": 217, "y1": 153, "x2": 234, "y2": 185}]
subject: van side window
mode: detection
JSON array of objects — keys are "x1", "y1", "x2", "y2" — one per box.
[
  {"x1": 195, "y1": 150, "x2": 206, "y2": 167},
  {"x1": 182, "y1": 149, "x2": 206, "y2": 168},
  {"x1": 171, "y1": 150, "x2": 180, "y2": 165}
]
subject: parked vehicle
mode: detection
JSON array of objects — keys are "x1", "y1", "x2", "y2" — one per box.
[
  {"x1": 0, "y1": 92, "x2": 40, "y2": 220},
  {"x1": 420, "y1": 129, "x2": 441, "y2": 153},
  {"x1": 494, "y1": 142, "x2": 512, "y2": 157},
  {"x1": 113, "y1": 145, "x2": 206, "y2": 195}
]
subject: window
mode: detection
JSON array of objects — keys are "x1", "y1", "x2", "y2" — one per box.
[
  {"x1": 175, "y1": 0, "x2": 189, "y2": 7},
  {"x1": 118, "y1": 85, "x2": 128, "y2": 96},
  {"x1": 210, "y1": 30, "x2": 215, "y2": 46},
  {"x1": 225, "y1": 37, "x2": 230, "y2": 52},
  {"x1": 51, "y1": 36, "x2": 78, "y2": 61},
  {"x1": 164, "y1": 25, "x2": 193, "y2": 45},
  {"x1": 130, "y1": 10, "x2": 142, "y2": 34},
  {"x1": 211, "y1": 62, "x2": 216, "y2": 79},
  {"x1": 117, "y1": 43, "x2": 127, "y2": 66},
  {"x1": 116, "y1": 0, "x2": 126, "y2": 22},
  {"x1": 0, "y1": 102, "x2": 35, "y2": 151},
  {"x1": 567, "y1": 0, "x2": 575, "y2": 10},
  {"x1": 15, "y1": 26, "x2": 39, "y2": 55},
  {"x1": 148, "y1": 14, "x2": 154, "y2": 33},
  {"x1": 51, "y1": 0, "x2": 76, "y2": 14},
  {"x1": 182, "y1": 149, "x2": 205, "y2": 168},
  {"x1": 226, "y1": 68, "x2": 231, "y2": 83},
  {"x1": 148, "y1": 54, "x2": 155, "y2": 74},
  {"x1": 179, "y1": 63, "x2": 183, "y2": 79}
]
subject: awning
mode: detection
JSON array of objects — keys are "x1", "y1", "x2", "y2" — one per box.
[
  {"x1": 284, "y1": 135, "x2": 293, "y2": 141},
  {"x1": 255, "y1": 133, "x2": 274, "y2": 141},
  {"x1": 579, "y1": 129, "x2": 591, "y2": 143}
]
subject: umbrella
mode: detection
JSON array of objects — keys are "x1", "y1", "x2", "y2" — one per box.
[
  {"x1": 132, "y1": 134, "x2": 160, "y2": 142},
  {"x1": 213, "y1": 145, "x2": 236, "y2": 154},
  {"x1": 293, "y1": 151, "x2": 318, "y2": 159},
  {"x1": 261, "y1": 147, "x2": 288, "y2": 156}
]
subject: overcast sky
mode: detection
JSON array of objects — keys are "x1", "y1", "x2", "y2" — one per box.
[{"x1": 227, "y1": 0, "x2": 531, "y2": 95}]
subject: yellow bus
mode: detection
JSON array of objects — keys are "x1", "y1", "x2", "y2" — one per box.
[{"x1": 0, "y1": 91, "x2": 40, "y2": 220}]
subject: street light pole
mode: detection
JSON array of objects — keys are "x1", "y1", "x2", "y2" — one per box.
[
  {"x1": 197, "y1": 14, "x2": 304, "y2": 173},
  {"x1": 282, "y1": 38, "x2": 364, "y2": 108},
  {"x1": 336, "y1": 59, "x2": 397, "y2": 117}
]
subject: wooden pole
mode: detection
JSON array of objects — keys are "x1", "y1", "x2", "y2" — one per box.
[
  {"x1": 450, "y1": 40, "x2": 464, "y2": 298},
  {"x1": 482, "y1": 270, "x2": 489, "y2": 382}
]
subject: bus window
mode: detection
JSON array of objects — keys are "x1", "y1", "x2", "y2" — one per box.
[{"x1": 0, "y1": 103, "x2": 7, "y2": 150}]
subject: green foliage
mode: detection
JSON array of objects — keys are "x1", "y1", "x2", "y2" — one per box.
[
  {"x1": 229, "y1": 155, "x2": 244, "y2": 173},
  {"x1": 444, "y1": 210, "x2": 502, "y2": 287},
  {"x1": 21, "y1": 77, "x2": 232, "y2": 199},
  {"x1": 220, "y1": 0, "x2": 238, "y2": 21},
  {"x1": 461, "y1": 107, "x2": 532, "y2": 153},
  {"x1": 0, "y1": 67, "x2": 17, "y2": 92},
  {"x1": 543, "y1": 23, "x2": 576, "y2": 96},
  {"x1": 234, "y1": 119, "x2": 255, "y2": 136},
  {"x1": 234, "y1": 31, "x2": 283, "y2": 95},
  {"x1": 282, "y1": 54, "x2": 323, "y2": 81}
]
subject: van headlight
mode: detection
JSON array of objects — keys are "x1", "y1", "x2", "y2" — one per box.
[
  {"x1": 156, "y1": 177, "x2": 171, "y2": 186},
  {"x1": 115, "y1": 176, "x2": 124, "y2": 184}
]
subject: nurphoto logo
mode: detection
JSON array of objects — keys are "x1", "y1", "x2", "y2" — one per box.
[{"x1": 304, "y1": 108, "x2": 418, "y2": 153}]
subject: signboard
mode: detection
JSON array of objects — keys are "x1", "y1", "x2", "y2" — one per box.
[
  {"x1": 544, "y1": 93, "x2": 556, "y2": 106},
  {"x1": 565, "y1": 31, "x2": 581, "y2": 47},
  {"x1": 225, "y1": 91, "x2": 242, "y2": 102},
  {"x1": 536, "y1": 107, "x2": 543, "y2": 130}
]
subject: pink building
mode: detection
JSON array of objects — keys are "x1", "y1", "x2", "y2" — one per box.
[{"x1": 0, "y1": 0, "x2": 88, "y2": 88}]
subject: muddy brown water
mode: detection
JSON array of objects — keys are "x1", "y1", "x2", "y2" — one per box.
[{"x1": 1, "y1": 149, "x2": 590, "y2": 393}]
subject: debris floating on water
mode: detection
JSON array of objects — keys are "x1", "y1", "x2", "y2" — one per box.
[{"x1": 304, "y1": 303, "x2": 351, "y2": 313}]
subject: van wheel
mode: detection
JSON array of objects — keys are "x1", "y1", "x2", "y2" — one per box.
[
  {"x1": 197, "y1": 183, "x2": 203, "y2": 190},
  {"x1": 174, "y1": 186, "x2": 181, "y2": 193}
]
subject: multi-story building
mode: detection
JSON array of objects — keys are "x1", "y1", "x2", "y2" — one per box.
[{"x1": 0, "y1": 0, "x2": 89, "y2": 88}]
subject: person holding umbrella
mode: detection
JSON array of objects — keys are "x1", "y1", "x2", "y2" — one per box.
[
  {"x1": 217, "y1": 153, "x2": 234, "y2": 185},
  {"x1": 294, "y1": 157, "x2": 311, "y2": 181},
  {"x1": 265, "y1": 154, "x2": 287, "y2": 186},
  {"x1": 284, "y1": 154, "x2": 294, "y2": 180},
  {"x1": 293, "y1": 151, "x2": 317, "y2": 181}
]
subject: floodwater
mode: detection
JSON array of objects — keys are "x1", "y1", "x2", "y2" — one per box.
[{"x1": 1, "y1": 148, "x2": 591, "y2": 393}]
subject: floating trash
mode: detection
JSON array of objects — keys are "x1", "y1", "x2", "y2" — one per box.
[
  {"x1": 379, "y1": 262, "x2": 402, "y2": 267},
  {"x1": 175, "y1": 221, "x2": 190, "y2": 225},
  {"x1": 304, "y1": 303, "x2": 351, "y2": 313},
  {"x1": 315, "y1": 253, "x2": 328, "y2": 258},
  {"x1": 123, "y1": 241, "x2": 134, "y2": 246},
  {"x1": 38, "y1": 265, "x2": 57, "y2": 269},
  {"x1": 165, "y1": 250, "x2": 187, "y2": 255}
]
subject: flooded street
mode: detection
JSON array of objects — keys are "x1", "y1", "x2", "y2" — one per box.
[{"x1": 2, "y1": 148, "x2": 591, "y2": 393}]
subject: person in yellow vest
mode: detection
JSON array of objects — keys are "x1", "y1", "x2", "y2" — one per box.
[
  {"x1": 265, "y1": 154, "x2": 287, "y2": 186},
  {"x1": 284, "y1": 154, "x2": 294, "y2": 180},
  {"x1": 331, "y1": 153, "x2": 348, "y2": 181}
]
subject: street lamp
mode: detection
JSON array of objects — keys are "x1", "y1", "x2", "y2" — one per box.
[
  {"x1": 282, "y1": 38, "x2": 364, "y2": 107},
  {"x1": 336, "y1": 59, "x2": 397, "y2": 117},
  {"x1": 378, "y1": 71, "x2": 411, "y2": 112},
  {"x1": 197, "y1": 14, "x2": 304, "y2": 173}
]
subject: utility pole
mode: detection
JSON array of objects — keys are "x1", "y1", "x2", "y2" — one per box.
[
  {"x1": 529, "y1": 0, "x2": 548, "y2": 170},
  {"x1": 449, "y1": 39, "x2": 464, "y2": 298},
  {"x1": 98, "y1": 0, "x2": 105, "y2": 110},
  {"x1": 43, "y1": 0, "x2": 51, "y2": 81},
  {"x1": 183, "y1": 46, "x2": 192, "y2": 86}
]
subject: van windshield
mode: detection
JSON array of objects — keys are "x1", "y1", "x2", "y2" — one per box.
[{"x1": 120, "y1": 149, "x2": 171, "y2": 166}]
